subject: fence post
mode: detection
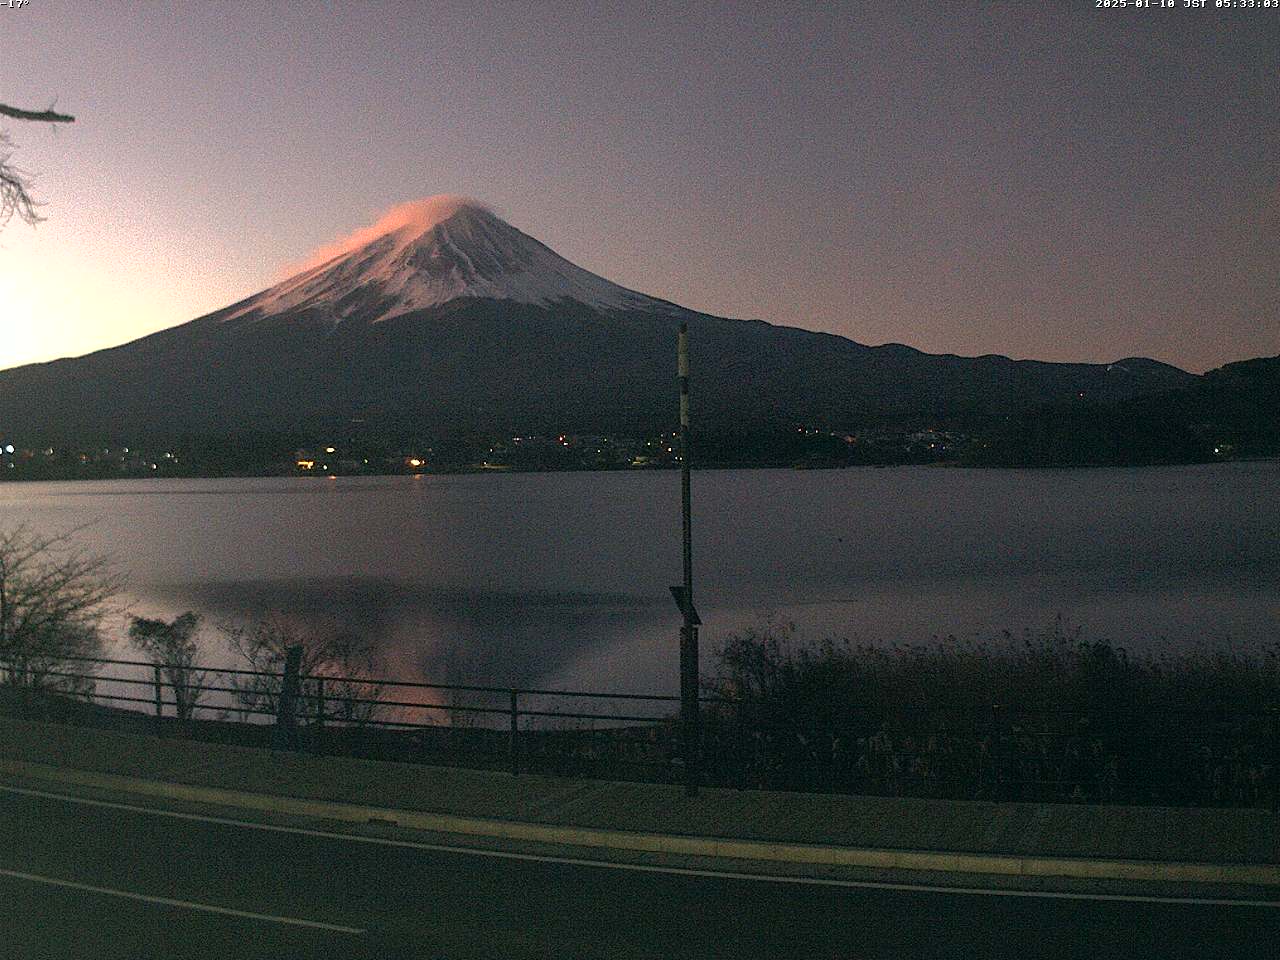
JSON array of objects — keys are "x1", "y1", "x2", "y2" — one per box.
[
  {"x1": 275, "y1": 645, "x2": 303, "y2": 750},
  {"x1": 991, "y1": 703, "x2": 1003, "y2": 801},
  {"x1": 509, "y1": 689, "x2": 520, "y2": 776},
  {"x1": 153, "y1": 664, "x2": 164, "y2": 736},
  {"x1": 1271, "y1": 708, "x2": 1279, "y2": 815},
  {"x1": 313, "y1": 677, "x2": 326, "y2": 755}
]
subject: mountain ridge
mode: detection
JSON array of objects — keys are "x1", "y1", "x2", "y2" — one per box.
[{"x1": 0, "y1": 196, "x2": 1197, "y2": 441}]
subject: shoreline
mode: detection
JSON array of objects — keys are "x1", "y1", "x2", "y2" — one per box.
[{"x1": 2, "y1": 457, "x2": 1271, "y2": 487}]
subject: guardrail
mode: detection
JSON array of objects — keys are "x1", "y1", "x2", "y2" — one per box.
[{"x1": 2, "y1": 654, "x2": 1277, "y2": 807}]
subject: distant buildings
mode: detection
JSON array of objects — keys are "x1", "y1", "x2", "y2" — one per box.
[{"x1": 0, "y1": 424, "x2": 981, "y2": 482}]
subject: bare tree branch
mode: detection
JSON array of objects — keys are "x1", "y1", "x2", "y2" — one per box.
[
  {"x1": 0, "y1": 101, "x2": 76, "y2": 230},
  {"x1": 0, "y1": 103, "x2": 75, "y2": 124},
  {"x1": 0, "y1": 132, "x2": 41, "y2": 227}
]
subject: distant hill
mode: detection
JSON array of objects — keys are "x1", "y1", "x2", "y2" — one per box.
[
  {"x1": 969, "y1": 355, "x2": 1280, "y2": 466},
  {"x1": 0, "y1": 196, "x2": 1196, "y2": 443}
]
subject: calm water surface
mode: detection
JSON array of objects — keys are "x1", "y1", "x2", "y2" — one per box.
[{"x1": 3, "y1": 463, "x2": 1276, "y2": 694}]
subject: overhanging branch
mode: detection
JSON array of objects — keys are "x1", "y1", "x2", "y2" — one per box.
[{"x1": 0, "y1": 103, "x2": 75, "y2": 124}]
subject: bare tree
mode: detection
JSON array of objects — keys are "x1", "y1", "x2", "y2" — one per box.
[
  {"x1": 0, "y1": 101, "x2": 75, "y2": 229},
  {"x1": 223, "y1": 617, "x2": 385, "y2": 726},
  {"x1": 0, "y1": 526, "x2": 121, "y2": 695},
  {"x1": 128, "y1": 612, "x2": 208, "y2": 721}
]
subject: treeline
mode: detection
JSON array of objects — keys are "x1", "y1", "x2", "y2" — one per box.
[
  {"x1": 7, "y1": 355, "x2": 1277, "y2": 478},
  {"x1": 968, "y1": 355, "x2": 1280, "y2": 467},
  {"x1": 687, "y1": 431, "x2": 956, "y2": 468}
]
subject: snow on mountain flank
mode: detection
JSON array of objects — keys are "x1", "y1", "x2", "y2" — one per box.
[{"x1": 223, "y1": 195, "x2": 679, "y2": 324}]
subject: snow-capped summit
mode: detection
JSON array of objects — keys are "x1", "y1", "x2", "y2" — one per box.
[{"x1": 223, "y1": 195, "x2": 678, "y2": 324}]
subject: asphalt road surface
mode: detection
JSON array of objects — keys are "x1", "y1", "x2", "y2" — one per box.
[{"x1": 1, "y1": 779, "x2": 1276, "y2": 959}]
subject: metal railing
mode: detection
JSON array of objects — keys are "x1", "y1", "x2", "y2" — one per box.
[
  {"x1": 2, "y1": 654, "x2": 1277, "y2": 808},
  {"x1": 0, "y1": 653, "x2": 720, "y2": 781}
]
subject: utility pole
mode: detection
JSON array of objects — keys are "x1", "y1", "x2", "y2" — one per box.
[{"x1": 671, "y1": 322, "x2": 701, "y2": 797}]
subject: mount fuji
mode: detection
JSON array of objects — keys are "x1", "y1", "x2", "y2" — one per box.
[
  {"x1": 221, "y1": 196, "x2": 681, "y2": 325},
  {"x1": 0, "y1": 195, "x2": 1194, "y2": 440}
]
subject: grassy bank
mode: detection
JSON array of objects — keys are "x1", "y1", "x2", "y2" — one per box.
[
  {"x1": 700, "y1": 619, "x2": 1279, "y2": 805},
  {"x1": 3, "y1": 619, "x2": 1277, "y2": 807}
]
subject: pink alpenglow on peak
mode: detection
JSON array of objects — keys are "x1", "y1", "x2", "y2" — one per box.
[
  {"x1": 224, "y1": 195, "x2": 677, "y2": 325},
  {"x1": 291, "y1": 195, "x2": 495, "y2": 274}
]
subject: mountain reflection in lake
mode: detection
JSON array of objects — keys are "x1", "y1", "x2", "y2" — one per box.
[{"x1": 146, "y1": 577, "x2": 667, "y2": 692}]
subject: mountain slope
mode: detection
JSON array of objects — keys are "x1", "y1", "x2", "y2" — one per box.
[{"x1": 0, "y1": 197, "x2": 1196, "y2": 441}]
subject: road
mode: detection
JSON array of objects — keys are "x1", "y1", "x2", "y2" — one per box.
[{"x1": 0, "y1": 779, "x2": 1276, "y2": 959}]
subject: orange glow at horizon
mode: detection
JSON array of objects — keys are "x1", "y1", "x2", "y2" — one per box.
[{"x1": 2, "y1": 223, "x2": 253, "y2": 370}]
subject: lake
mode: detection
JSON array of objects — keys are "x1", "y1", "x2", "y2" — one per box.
[{"x1": 3, "y1": 462, "x2": 1277, "y2": 695}]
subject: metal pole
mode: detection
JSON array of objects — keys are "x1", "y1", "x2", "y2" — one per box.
[{"x1": 679, "y1": 323, "x2": 700, "y2": 797}]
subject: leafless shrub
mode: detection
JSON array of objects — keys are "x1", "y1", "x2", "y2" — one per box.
[
  {"x1": 128, "y1": 612, "x2": 208, "y2": 720},
  {"x1": 0, "y1": 525, "x2": 121, "y2": 695},
  {"x1": 223, "y1": 617, "x2": 385, "y2": 726}
]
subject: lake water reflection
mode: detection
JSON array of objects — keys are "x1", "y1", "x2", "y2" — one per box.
[{"x1": 3, "y1": 462, "x2": 1277, "y2": 694}]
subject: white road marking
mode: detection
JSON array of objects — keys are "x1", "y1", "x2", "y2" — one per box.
[
  {"x1": 0, "y1": 866, "x2": 364, "y2": 934},
  {"x1": 3, "y1": 781, "x2": 1277, "y2": 909}
]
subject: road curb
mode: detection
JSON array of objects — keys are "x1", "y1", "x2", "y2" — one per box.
[{"x1": 4, "y1": 759, "x2": 1277, "y2": 887}]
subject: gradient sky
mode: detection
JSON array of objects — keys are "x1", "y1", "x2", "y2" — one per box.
[{"x1": 2, "y1": 1, "x2": 1277, "y2": 374}]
